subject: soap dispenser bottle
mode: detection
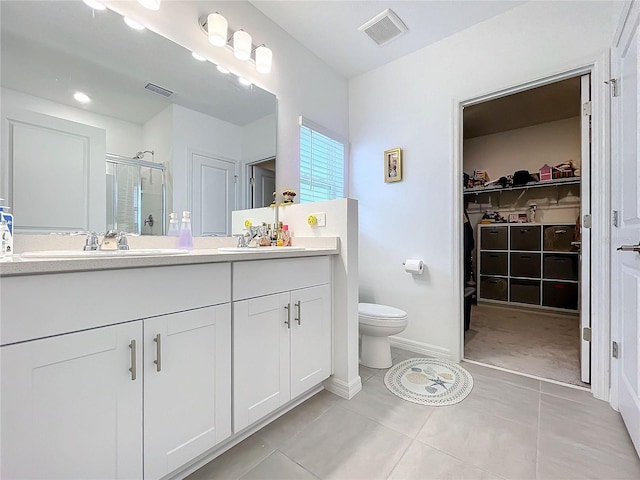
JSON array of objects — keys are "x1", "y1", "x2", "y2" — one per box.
[
  {"x1": 178, "y1": 211, "x2": 193, "y2": 250},
  {"x1": 167, "y1": 212, "x2": 180, "y2": 236}
]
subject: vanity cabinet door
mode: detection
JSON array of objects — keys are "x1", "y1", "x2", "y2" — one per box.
[
  {"x1": 0, "y1": 322, "x2": 143, "y2": 480},
  {"x1": 233, "y1": 293, "x2": 291, "y2": 433},
  {"x1": 143, "y1": 304, "x2": 231, "y2": 480},
  {"x1": 290, "y1": 284, "x2": 332, "y2": 398}
]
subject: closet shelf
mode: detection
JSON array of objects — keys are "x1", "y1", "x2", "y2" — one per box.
[{"x1": 464, "y1": 177, "x2": 580, "y2": 195}]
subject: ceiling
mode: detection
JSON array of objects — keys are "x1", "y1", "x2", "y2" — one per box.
[
  {"x1": 463, "y1": 77, "x2": 582, "y2": 139},
  {"x1": 250, "y1": 1, "x2": 526, "y2": 79}
]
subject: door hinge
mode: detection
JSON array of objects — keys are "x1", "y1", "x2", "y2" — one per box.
[
  {"x1": 582, "y1": 327, "x2": 592, "y2": 342},
  {"x1": 606, "y1": 78, "x2": 620, "y2": 97},
  {"x1": 612, "y1": 341, "x2": 619, "y2": 358},
  {"x1": 583, "y1": 214, "x2": 592, "y2": 228},
  {"x1": 249, "y1": 177, "x2": 255, "y2": 186},
  {"x1": 582, "y1": 101, "x2": 592, "y2": 116},
  {"x1": 612, "y1": 210, "x2": 619, "y2": 227}
]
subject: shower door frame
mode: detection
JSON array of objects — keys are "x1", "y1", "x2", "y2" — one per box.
[{"x1": 106, "y1": 153, "x2": 166, "y2": 235}]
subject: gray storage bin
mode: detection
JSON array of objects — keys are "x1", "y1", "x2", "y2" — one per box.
[
  {"x1": 480, "y1": 252, "x2": 508, "y2": 276},
  {"x1": 480, "y1": 276, "x2": 508, "y2": 301},
  {"x1": 481, "y1": 226, "x2": 508, "y2": 250},
  {"x1": 542, "y1": 281, "x2": 579, "y2": 309},
  {"x1": 510, "y1": 252, "x2": 541, "y2": 278},
  {"x1": 544, "y1": 225, "x2": 577, "y2": 251},
  {"x1": 543, "y1": 253, "x2": 579, "y2": 281},
  {"x1": 510, "y1": 279, "x2": 541, "y2": 305},
  {"x1": 510, "y1": 225, "x2": 541, "y2": 251}
]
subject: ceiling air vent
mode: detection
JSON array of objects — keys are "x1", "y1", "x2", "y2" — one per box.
[
  {"x1": 358, "y1": 8, "x2": 408, "y2": 47},
  {"x1": 144, "y1": 82, "x2": 173, "y2": 97}
]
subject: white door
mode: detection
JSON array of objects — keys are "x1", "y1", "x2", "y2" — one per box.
[
  {"x1": 1, "y1": 108, "x2": 106, "y2": 233},
  {"x1": 144, "y1": 305, "x2": 231, "y2": 480},
  {"x1": 290, "y1": 284, "x2": 332, "y2": 398},
  {"x1": 579, "y1": 73, "x2": 592, "y2": 383},
  {"x1": 611, "y1": 0, "x2": 640, "y2": 457},
  {"x1": 252, "y1": 164, "x2": 276, "y2": 208},
  {"x1": 0, "y1": 323, "x2": 142, "y2": 479},
  {"x1": 190, "y1": 152, "x2": 237, "y2": 236},
  {"x1": 233, "y1": 293, "x2": 290, "y2": 433}
]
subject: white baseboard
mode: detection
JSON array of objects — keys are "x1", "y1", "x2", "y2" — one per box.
[
  {"x1": 323, "y1": 375, "x2": 362, "y2": 399},
  {"x1": 389, "y1": 336, "x2": 452, "y2": 360}
]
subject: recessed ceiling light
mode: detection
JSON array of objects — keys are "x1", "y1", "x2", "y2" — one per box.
[
  {"x1": 216, "y1": 65, "x2": 230, "y2": 74},
  {"x1": 238, "y1": 77, "x2": 252, "y2": 86},
  {"x1": 191, "y1": 52, "x2": 206, "y2": 61},
  {"x1": 137, "y1": 0, "x2": 161, "y2": 11},
  {"x1": 82, "y1": 0, "x2": 106, "y2": 10},
  {"x1": 124, "y1": 17, "x2": 146, "y2": 31},
  {"x1": 73, "y1": 91, "x2": 91, "y2": 104}
]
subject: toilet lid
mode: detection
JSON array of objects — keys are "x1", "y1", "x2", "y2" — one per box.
[{"x1": 359, "y1": 302, "x2": 407, "y2": 319}]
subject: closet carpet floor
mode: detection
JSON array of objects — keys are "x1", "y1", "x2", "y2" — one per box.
[
  {"x1": 186, "y1": 348, "x2": 640, "y2": 480},
  {"x1": 464, "y1": 303, "x2": 587, "y2": 387}
]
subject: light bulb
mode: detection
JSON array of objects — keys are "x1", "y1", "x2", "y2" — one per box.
[
  {"x1": 255, "y1": 45, "x2": 272, "y2": 74},
  {"x1": 208, "y1": 13, "x2": 227, "y2": 47},
  {"x1": 73, "y1": 91, "x2": 91, "y2": 104},
  {"x1": 137, "y1": 0, "x2": 161, "y2": 11},
  {"x1": 233, "y1": 30, "x2": 252, "y2": 61},
  {"x1": 124, "y1": 17, "x2": 146, "y2": 31},
  {"x1": 82, "y1": 0, "x2": 106, "y2": 10}
]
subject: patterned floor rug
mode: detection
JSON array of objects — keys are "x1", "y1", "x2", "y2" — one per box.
[{"x1": 384, "y1": 358, "x2": 474, "y2": 406}]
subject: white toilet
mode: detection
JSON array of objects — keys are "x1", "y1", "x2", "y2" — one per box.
[{"x1": 359, "y1": 302, "x2": 408, "y2": 369}]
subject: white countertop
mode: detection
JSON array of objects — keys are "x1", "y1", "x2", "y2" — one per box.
[{"x1": 0, "y1": 236, "x2": 340, "y2": 277}]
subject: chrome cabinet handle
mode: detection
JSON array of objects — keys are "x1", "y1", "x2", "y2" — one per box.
[
  {"x1": 617, "y1": 243, "x2": 640, "y2": 254},
  {"x1": 129, "y1": 339, "x2": 137, "y2": 381},
  {"x1": 295, "y1": 301, "x2": 301, "y2": 325},
  {"x1": 284, "y1": 303, "x2": 291, "y2": 329},
  {"x1": 154, "y1": 333, "x2": 162, "y2": 372}
]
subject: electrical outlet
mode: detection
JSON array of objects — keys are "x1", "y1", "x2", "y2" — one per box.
[{"x1": 312, "y1": 212, "x2": 326, "y2": 227}]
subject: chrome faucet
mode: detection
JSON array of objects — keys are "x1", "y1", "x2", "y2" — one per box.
[
  {"x1": 101, "y1": 230, "x2": 130, "y2": 250},
  {"x1": 236, "y1": 227, "x2": 260, "y2": 248},
  {"x1": 83, "y1": 232, "x2": 99, "y2": 251}
]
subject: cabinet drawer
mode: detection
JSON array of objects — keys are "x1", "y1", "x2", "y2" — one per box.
[
  {"x1": 542, "y1": 281, "x2": 579, "y2": 309},
  {"x1": 480, "y1": 252, "x2": 508, "y2": 276},
  {"x1": 510, "y1": 252, "x2": 541, "y2": 278},
  {"x1": 510, "y1": 279, "x2": 540, "y2": 305},
  {"x1": 543, "y1": 254, "x2": 578, "y2": 281},
  {"x1": 480, "y1": 227, "x2": 508, "y2": 250},
  {"x1": 479, "y1": 276, "x2": 508, "y2": 301},
  {"x1": 233, "y1": 256, "x2": 331, "y2": 301},
  {"x1": 1, "y1": 263, "x2": 231, "y2": 346},
  {"x1": 510, "y1": 225, "x2": 541, "y2": 251},
  {"x1": 544, "y1": 225, "x2": 576, "y2": 251}
]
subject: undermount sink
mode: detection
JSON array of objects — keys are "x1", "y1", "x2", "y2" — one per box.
[
  {"x1": 217, "y1": 246, "x2": 306, "y2": 253},
  {"x1": 20, "y1": 249, "x2": 191, "y2": 259}
]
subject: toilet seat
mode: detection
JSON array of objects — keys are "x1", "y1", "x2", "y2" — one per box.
[{"x1": 359, "y1": 303, "x2": 408, "y2": 327}]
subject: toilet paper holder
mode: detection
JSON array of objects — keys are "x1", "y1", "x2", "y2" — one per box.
[{"x1": 403, "y1": 259, "x2": 424, "y2": 274}]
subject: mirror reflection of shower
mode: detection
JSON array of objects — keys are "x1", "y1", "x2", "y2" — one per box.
[{"x1": 106, "y1": 152, "x2": 166, "y2": 235}]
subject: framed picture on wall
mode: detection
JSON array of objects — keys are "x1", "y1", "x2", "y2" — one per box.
[{"x1": 384, "y1": 148, "x2": 402, "y2": 183}]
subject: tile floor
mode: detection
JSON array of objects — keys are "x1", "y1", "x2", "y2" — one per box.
[{"x1": 187, "y1": 348, "x2": 640, "y2": 480}]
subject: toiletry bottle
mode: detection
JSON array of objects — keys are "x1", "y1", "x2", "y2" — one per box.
[
  {"x1": 276, "y1": 221, "x2": 284, "y2": 246},
  {"x1": 168, "y1": 212, "x2": 180, "y2": 236},
  {"x1": 0, "y1": 201, "x2": 13, "y2": 257},
  {"x1": 282, "y1": 225, "x2": 291, "y2": 246},
  {"x1": 178, "y1": 211, "x2": 193, "y2": 250}
]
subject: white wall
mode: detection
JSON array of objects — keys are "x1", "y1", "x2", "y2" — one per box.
[
  {"x1": 242, "y1": 113, "x2": 277, "y2": 164},
  {"x1": 464, "y1": 117, "x2": 581, "y2": 180},
  {"x1": 1, "y1": 87, "x2": 142, "y2": 156},
  {"x1": 349, "y1": 1, "x2": 619, "y2": 360}
]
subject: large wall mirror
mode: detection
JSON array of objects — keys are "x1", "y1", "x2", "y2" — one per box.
[{"x1": 1, "y1": 0, "x2": 277, "y2": 236}]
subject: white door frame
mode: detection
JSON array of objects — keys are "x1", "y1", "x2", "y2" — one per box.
[
  {"x1": 244, "y1": 157, "x2": 276, "y2": 210},
  {"x1": 453, "y1": 55, "x2": 612, "y2": 401}
]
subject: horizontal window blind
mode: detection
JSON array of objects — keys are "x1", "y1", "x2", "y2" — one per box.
[{"x1": 299, "y1": 117, "x2": 345, "y2": 203}]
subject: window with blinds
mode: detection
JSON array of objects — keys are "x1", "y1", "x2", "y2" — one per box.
[{"x1": 299, "y1": 117, "x2": 346, "y2": 203}]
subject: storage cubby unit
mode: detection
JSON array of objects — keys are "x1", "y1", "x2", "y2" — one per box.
[{"x1": 477, "y1": 223, "x2": 580, "y2": 311}]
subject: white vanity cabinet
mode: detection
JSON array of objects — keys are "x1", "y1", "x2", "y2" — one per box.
[
  {"x1": 232, "y1": 257, "x2": 332, "y2": 433},
  {"x1": 0, "y1": 263, "x2": 232, "y2": 480}
]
